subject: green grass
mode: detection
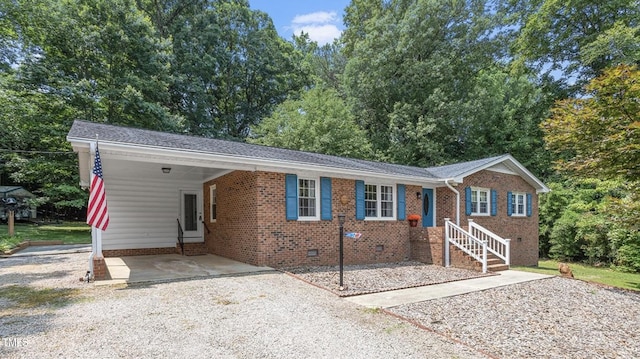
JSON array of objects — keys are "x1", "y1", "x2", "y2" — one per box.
[
  {"x1": 514, "y1": 259, "x2": 640, "y2": 292},
  {"x1": 0, "y1": 285, "x2": 81, "y2": 309},
  {"x1": 0, "y1": 222, "x2": 90, "y2": 251}
]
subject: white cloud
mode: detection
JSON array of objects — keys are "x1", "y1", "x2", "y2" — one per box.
[
  {"x1": 289, "y1": 11, "x2": 342, "y2": 46},
  {"x1": 292, "y1": 11, "x2": 338, "y2": 25},
  {"x1": 294, "y1": 25, "x2": 342, "y2": 46}
]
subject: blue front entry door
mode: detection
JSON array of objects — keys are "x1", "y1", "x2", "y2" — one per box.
[{"x1": 422, "y1": 188, "x2": 434, "y2": 227}]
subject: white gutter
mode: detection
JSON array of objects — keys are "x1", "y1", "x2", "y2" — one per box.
[{"x1": 444, "y1": 179, "x2": 460, "y2": 226}]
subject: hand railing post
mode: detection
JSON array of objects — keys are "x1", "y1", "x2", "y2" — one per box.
[
  {"x1": 482, "y1": 241, "x2": 488, "y2": 273},
  {"x1": 505, "y1": 238, "x2": 511, "y2": 266}
]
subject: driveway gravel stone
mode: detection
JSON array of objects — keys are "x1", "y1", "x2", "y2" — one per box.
[
  {"x1": 1, "y1": 252, "x2": 638, "y2": 359},
  {"x1": 0, "y1": 252, "x2": 484, "y2": 359}
]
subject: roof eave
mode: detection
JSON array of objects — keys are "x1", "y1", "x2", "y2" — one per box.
[{"x1": 67, "y1": 137, "x2": 443, "y2": 186}]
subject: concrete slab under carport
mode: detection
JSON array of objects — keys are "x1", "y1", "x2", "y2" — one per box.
[{"x1": 101, "y1": 253, "x2": 273, "y2": 285}]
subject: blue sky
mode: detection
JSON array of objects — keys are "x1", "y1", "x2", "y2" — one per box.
[{"x1": 250, "y1": 0, "x2": 351, "y2": 45}]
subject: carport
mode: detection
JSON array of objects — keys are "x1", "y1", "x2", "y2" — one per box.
[{"x1": 101, "y1": 254, "x2": 273, "y2": 284}]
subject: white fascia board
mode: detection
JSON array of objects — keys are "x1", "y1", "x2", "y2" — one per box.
[{"x1": 67, "y1": 138, "x2": 445, "y2": 186}]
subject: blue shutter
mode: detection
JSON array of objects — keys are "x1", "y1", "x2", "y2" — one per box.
[
  {"x1": 464, "y1": 187, "x2": 472, "y2": 215},
  {"x1": 285, "y1": 174, "x2": 298, "y2": 220},
  {"x1": 355, "y1": 180, "x2": 365, "y2": 220},
  {"x1": 397, "y1": 184, "x2": 406, "y2": 221},
  {"x1": 320, "y1": 177, "x2": 332, "y2": 220},
  {"x1": 507, "y1": 191, "x2": 513, "y2": 217},
  {"x1": 490, "y1": 189, "x2": 497, "y2": 216},
  {"x1": 526, "y1": 193, "x2": 533, "y2": 217}
]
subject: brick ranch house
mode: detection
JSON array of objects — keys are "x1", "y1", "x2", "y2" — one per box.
[{"x1": 68, "y1": 120, "x2": 549, "y2": 279}]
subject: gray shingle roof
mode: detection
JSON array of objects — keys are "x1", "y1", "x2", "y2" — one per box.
[
  {"x1": 425, "y1": 155, "x2": 508, "y2": 179},
  {"x1": 67, "y1": 120, "x2": 550, "y2": 193},
  {"x1": 68, "y1": 120, "x2": 439, "y2": 179}
]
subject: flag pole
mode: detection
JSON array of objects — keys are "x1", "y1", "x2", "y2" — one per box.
[
  {"x1": 88, "y1": 141, "x2": 97, "y2": 277},
  {"x1": 95, "y1": 136, "x2": 103, "y2": 258}
]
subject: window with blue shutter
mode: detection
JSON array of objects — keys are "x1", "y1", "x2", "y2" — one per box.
[
  {"x1": 507, "y1": 191, "x2": 513, "y2": 216},
  {"x1": 465, "y1": 187, "x2": 472, "y2": 215},
  {"x1": 526, "y1": 193, "x2": 533, "y2": 217},
  {"x1": 355, "y1": 180, "x2": 365, "y2": 220},
  {"x1": 320, "y1": 177, "x2": 332, "y2": 220},
  {"x1": 397, "y1": 184, "x2": 406, "y2": 221},
  {"x1": 490, "y1": 189, "x2": 497, "y2": 216},
  {"x1": 285, "y1": 174, "x2": 298, "y2": 220}
]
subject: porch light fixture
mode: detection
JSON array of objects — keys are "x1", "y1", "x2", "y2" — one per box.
[
  {"x1": 162, "y1": 167, "x2": 171, "y2": 174},
  {"x1": 416, "y1": 191, "x2": 422, "y2": 200}
]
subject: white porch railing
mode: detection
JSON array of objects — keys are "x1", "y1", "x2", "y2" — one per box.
[
  {"x1": 445, "y1": 218, "x2": 487, "y2": 273},
  {"x1": 468, "y1": 219, "x2": 511, "y2": 266}
]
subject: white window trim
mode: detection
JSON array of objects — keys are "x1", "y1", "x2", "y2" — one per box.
[
  {"x1": 511, "y1": 192, "x2": 526, "y2": 217},
  {"x1": 298, "y1": 177, "x2": 320, "y2": 221},
  {"x1": 209, "y1": 184, "x2": 217, "y2": 223},
  {"x1": 365, "y1": 183, "x2": 396, "y2": 221},
  {"x1": 470, "y1": 187, "x2": 491, "y2": 216}
]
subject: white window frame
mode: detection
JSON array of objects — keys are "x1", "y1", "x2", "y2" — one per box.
[
  {"x1": 470, "y1": 187, "x2": 490, "y2": 216},
  {"x1": 209, "y1": 184, "x2": 217, "y2": 223},
  {"x1": 298, "y1": 177, "x2": 320, "y2": 221},
  {"x1": 511, "y1": 192, "x2": 526, "y2": 217},
  {"x1": 365, "y1": 183, "x2": 396, "y2": 220}
]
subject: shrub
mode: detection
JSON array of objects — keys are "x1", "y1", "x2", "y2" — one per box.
[{"x1": 548, "y1": 210, "x2": 584, "y2": 261}]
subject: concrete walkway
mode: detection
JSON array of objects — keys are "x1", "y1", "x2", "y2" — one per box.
[
  {"x1": 4, "y1": 244, "x2": 91, "y2": 257},
  {"x1": 345, "y1": 270, "x2": 554, "y2": 308},
  {"x1": 102, "y1": 253, "x2": 274, "y2": 285}
]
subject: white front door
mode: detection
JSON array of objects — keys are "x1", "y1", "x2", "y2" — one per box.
[{"x1": 180, "y1": 189, "x2": 203, "y2": 241}]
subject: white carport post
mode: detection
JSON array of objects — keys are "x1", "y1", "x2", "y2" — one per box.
[{"x1": 87, "y1": 142, "x2": 104, "y2": 277}]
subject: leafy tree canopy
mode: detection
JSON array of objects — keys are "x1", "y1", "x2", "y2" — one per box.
[
  {"x1": 542, "y1": 64, "x2": 639, "y2": 182},
  {"x1": 249, "y1": 86, "x2": 373, "y2": 159},
  {"x1": 504, "y1": 0, "x2": 640, "y2": 89}
]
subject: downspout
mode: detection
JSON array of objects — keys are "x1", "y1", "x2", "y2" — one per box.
[{"x1": 444, "y1": 179, "x2": 460, "y2": 226}]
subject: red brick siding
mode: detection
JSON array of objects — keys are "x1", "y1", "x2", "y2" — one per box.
[
  {"x1": 435, "y1": 170, "x2": 539, "y2": 266},
  {"x1": 92, "y1": 257, "x2": 107, "y2": 280},
  {"x1": 178, "y1": 242, "x2": 208, "y2": 256},
  {"x1": 103, "y1": 247, "x2": 176, "y2": 257},
  {"x1": 203, "y1": 171, "x2": 260, "y2": 265},
  {"x1": 409, "y1": 226, "x2": 444, "y2": 265},
  {"x1": 204, "y1": 172, "x2": 422, "y2": 268}
]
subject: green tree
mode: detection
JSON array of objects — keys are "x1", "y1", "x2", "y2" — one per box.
[
  {"x1": 7, "y1": 0, "x2": 181, "y2": 131},
  {"x1": 461, "y1": 68, "x2": 553, "y2": 177},
  {"x1": 343, "y1": 0, "x2": 545, "y2": 168},
  {"x1": 292, "y1": 33, "x2": 346, "y2": 93},
  {"x1": 169, "y1": 0, "x2": 306, "y2": 139},
  {"x1": 0, "y1": 0, "x2": 181, "y2": 214},
  {"x1": 504, "y1": 0, "x2": 640, "y2": 88},
  {"x1": 249, "y1": 86, "x2": 373, "y2": 159},
  {"x1": 542, "y1": 65, "x2": 640, "y2": 271},
  {"x1": 542, "y1": 64, "x2": 639, "y2": 181}
]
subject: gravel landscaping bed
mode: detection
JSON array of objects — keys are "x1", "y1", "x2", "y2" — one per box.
[
  {"x1": 389, "y1": 277, "x2": 640, "y2": 359},
  {"x1": 282, "y1": 261, "x2": 495, "y2": 296}
]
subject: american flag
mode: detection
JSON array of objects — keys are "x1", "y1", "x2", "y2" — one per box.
[{"x1": 87, "y1": 144, "x2": 109, "y2": 230}]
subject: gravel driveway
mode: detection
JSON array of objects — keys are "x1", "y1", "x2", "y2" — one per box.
[{"x1": 1, "y1": 252, "x2": 639, "y2": 359}]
